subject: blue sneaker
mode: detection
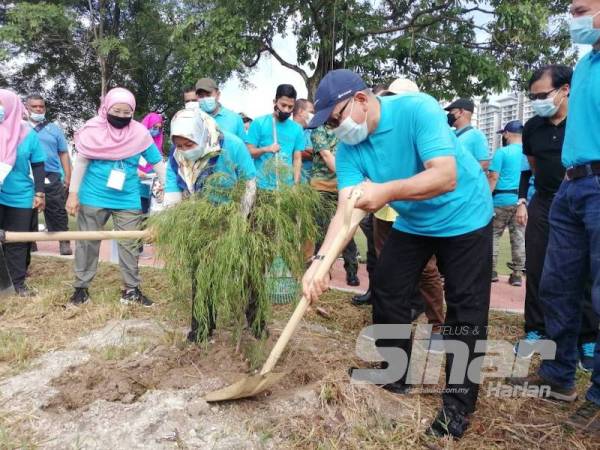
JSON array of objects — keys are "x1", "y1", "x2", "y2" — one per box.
[
  {"x1": 578, "y1": 342, "x2": 596, "y2": 373},
  {"x1": 513, "y1": 331, "x2": 546, "y2": 357}
]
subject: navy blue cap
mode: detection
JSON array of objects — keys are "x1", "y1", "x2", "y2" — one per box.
[
  {"x1": 497, "y1": 120, "x2": 524, "y2": 134},
  {"x1": 307, "y1": 69, "x2": 367, "y2": 129}
]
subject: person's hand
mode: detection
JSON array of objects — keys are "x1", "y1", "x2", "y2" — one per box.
[
  {"x1": 354, "y1": 180, "x2": 390, "y2": 212},
  {"x1": 268, "y1": 144, "x2": 281, "y2": 154},
  {"x1": 66, "y1": 192, "x2": 80, "y2": 216},
  {"x1": 516, "y1": 203, "x2": 528, "y2": 226},
  {"x1": 63, "y1": 177, "x2": 71, "y2": 191},
  {"x1": 33, "y1": 194, "x2": 45, "y2": 211},
  {"x1": 301, "y1": 261, "x2": 331, "y2": 304}
]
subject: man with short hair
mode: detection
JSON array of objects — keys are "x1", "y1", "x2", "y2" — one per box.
[
  {"x1": 182, "y1": 86, "x2": 198, "y2": 108},
  {"x1": 487, "y1": 120, "x2": 526, "y2": 286},
  {"x1": 508, "y1": 0, "x2": 600, "y2": 433},
  {"x1": 445, "y1": 98, "x2": 490, "y2": 170},
  {"x1": 303, "y1": 69, "x2": 493, "y2": 439},
  {"x1": 245, "y1": 84, "x2": 305, "y2": 190},
  {"x1": 240, "y1": 113, "x2": 252, "y2": 133},
  {"x1": 26, "y1": 94, "x2": 72, "y2": 255},
  {"x1": 195, "y1": 78, "x2": 245, "y2": 139},
  {"x1": 293, "y1": 99, "x2": 315, "y2": 183}
]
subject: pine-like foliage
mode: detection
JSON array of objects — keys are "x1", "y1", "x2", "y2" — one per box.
[{"x1": 149, "y1": 174, "x2": 325, "y2": 342}]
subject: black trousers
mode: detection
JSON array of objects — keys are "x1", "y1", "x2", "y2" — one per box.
[
  {"x1": 0, "y1": 204, "x2": 34, "y2": 288},
  {"x1": 524, "y1": 192, "x2": 598, "y2": 342},
  {"x1": 359, "y1": 213, "x2": 377, "y2": 283},
  {"x1": 43, "y1": 172, "x2": 68, "y2": 232},
  {"x1": 372, "y1": 222, "x2": 492, "y2": 414}
]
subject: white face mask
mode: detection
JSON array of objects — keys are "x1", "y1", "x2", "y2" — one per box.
[
  {"x1": 333, "y1": 99, "x2": 369, "y2": 146},
  {"x1": 531, "y1": 94, "x2": 562, "y2": 118},
  {"x1": 306, "y1": 112, "x2": 314, "y2": 125}
]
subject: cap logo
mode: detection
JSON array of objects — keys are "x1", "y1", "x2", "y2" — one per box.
[{"x1": 337, "y1": 89, "x2": 352, "y2": 99}]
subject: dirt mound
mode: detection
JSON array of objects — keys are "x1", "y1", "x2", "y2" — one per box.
[{"x1": 44, "y1": 344, "x2": 249, "y2": 412}]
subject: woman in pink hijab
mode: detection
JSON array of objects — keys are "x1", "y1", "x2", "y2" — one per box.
[
  {"x1": 138, "y1": 112, "x2": 163, "y2": 214},
  {"x1": 0, "y1": 89, "x2": 47, "y2": 296},
  {"x1": 66, "y1": 87, "x2": 166, "y2": 308}
]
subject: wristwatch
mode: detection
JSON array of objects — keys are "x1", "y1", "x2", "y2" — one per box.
[{"x1": 517, "y1": 198, "x2": 527, "y2": 206}]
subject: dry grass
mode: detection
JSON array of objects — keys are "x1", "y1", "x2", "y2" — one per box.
[{"x1": 0, "y1": 256, "x2": 597, "y2": 449}]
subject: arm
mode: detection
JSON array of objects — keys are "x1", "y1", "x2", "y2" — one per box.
[
  {"x1": 301, "y1": 148, "x2": 313, "y2": 161},
  {"x1": 487, "y1": 171, "x2": 499, "y2": 192},
  {"x1": 151, "y1": 160, "x2": 167, "y2": 186},
  {"x1": 293, "y1": 151, "x2": 302, "y2": 184},
  {"x1": 355, "y1": 156, "x2": 457, "y2": 212},
  {"x1": 31, "y1": 162, "x2": 46, "y2": 211},
  {"x1": 480, "y1": 160, "x2": 490, "y2": 171},
  {"x1": 59, "y1": 152, "x2": 72, "y2": 189},
  {"x1": 320, "y1": 149, "x2": 336, "y2": 173},
  {"x1": 163, "y1": 158, "x2": 183, "y2": 207},
  {"x1": 66, "y1": 155, "x2": 90, "y2": 215},
  {"x1": 246, "y1": 143, "x2": 278, "y2": 158}
]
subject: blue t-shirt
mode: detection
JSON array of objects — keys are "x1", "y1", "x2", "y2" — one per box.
[
  {"x1": 79, "y1": 144, "x2": 162, "y2": 210},
  {"x1": 562, "y1": 50, "x2": 600, "y2": 167},
  {"x1": 213, "y1": 106, "x2": 245, "y2": 140},
  {"x1": 301, "y1": 129, "x2": 313, "y2": 183},
  {"x1": 244, "y1": 114, "x2": 305, "y2": 190},
  {"x1": 0, "y1": 131, "x2": 46, "y2": 209},
  {"x1": 456, "y1": 126, "x2": 490, "y2": 162},
  {"x1": 165, "y1": 131, "x2": 256, "y2": 198},
  {"x1": 489, "y1": 143, "x2": 523, "y2": 207},
  {"x1": 32, "y1": 122, "x2": 68, "y2": 174},
  {"x1": 336, "y1": 94, "x2": 493, "y2": 237}
]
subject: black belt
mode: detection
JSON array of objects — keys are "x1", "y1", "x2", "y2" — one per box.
[
  {"x1": 566, "y1": 162, "x2": 600, "y2": 180},
  {"x1": 492, "y1": 189, "x2": 519, "y2": 197}
]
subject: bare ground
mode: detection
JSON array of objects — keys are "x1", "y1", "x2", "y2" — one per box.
[{"x1": 0, "y1": 257, "x2": 597, "y2": 449}]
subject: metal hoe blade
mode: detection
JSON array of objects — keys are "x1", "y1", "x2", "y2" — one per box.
[{"x1": 204, "y1": 372, "x2": 286, "y2": 402}]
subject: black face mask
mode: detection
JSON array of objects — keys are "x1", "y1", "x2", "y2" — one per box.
[
  {"x1": 274, "y1": 106, "x2": 291, "y2": 122},
  {"x1": 107, "y1": 114, "x2": 132, "y2": 129},
  {"x1": 447, "y1": 112, "x2": 457, "y2": 127}
]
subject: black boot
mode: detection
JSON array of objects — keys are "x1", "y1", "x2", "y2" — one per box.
[
  {"x1": 426, "y1": 404, "x2": 471, "y2": 439},
  {"x1": 351, "y1": 289, "x2": 371, "y2": 306},
  {"x1": 346, "y1": 270, "x2": 360, "y2": 287}
]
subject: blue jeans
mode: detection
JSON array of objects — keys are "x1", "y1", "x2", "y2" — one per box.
[{"x1": 538, "y1": 176, "x2": 600, "y2": 405}]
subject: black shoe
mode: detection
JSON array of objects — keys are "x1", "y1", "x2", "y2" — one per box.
[
  {"x1": 351, "y1": 289, "x2": 371, "y2": 306},
  {"x1": 381, "y1": 380, "x2": 410, "y2": 394},
  {"x1": 491, "y1": 271, "x2": 499, "y2": 282},
  {"x1": 505, "y1": 373, "x2": 577, "y2": 402},
  {"x1": 509, "y1": 273, "x2": 522, "y2": 286},
  {"x1": 69, "y1": 287, "x2": 90, "y2": 305},
  {"x1": 120, "y1": 287, "x2": 153, "y2": 307},
  {"x1": 14, "y1": 284, "x2": 36, "y2": 298},
  {"x1": 427, "y1": 405, "x2": 471, "y2": 439},
  {"x1": 59, "y1": 241, "x2": 72, "y2": 256},
  {"x1": 565, "y1": 400, "x2": 600, "y2": 434},
  {"x1": 346, "y1": 272, "x2": 360, "y2": 287},
  {"x1": 30, "y1": 242, "x2": 38, "y2": 253}
]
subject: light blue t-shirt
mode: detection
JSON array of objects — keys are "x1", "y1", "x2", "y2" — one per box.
[
  {"x1": 336, "y1": 94, "x2": 493, "y2": 237},
  {"x1": 32, "y1": 122, "x2": 68, "y2": 173},
  {"x1": 489, "y1": 143, "x2": 523, "y2": 207},
  {"x1": 301, "y1": 129, "x2": 313, "y2": 183},
  {"x1": 79, "y1": 144, "x2": 162, "y2": 211},
  {"x1": 165, "y1": 131, "x2": 256, "y2": 197},
  {"x1": 562, "y1": 50, "x2": 600, "y2": 167},
  {"x1": 244, "y1": 114, "x2": 305, "y2": 190},
  {"x1": 0, "y1": 131, "x2": 46, "y2": 209},
  {"x1": 213, "y1": 106, "x2": 245, "y2": 140},
  {"x1": 456, "y1": 126, "x2": 490, "y2": 162}
]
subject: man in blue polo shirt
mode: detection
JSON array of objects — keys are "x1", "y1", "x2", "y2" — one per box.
[
  {"x1": 195, "y1": 78, "x2": 245, "y2": 140},
  {"x1": 508, "y1": 0, "x2": 600, "y2": 433},
  {"x1": 445, "y1": 98, "x2": 490, "y2": 170},
  {"x1": 26, "y1": 94, "x2": 72, "y2": 255},
  {"x1": 302, "y1": 69, "x2": 493, "y2": 439},
  {"x1": 487, "y1": 120, "x2": 526, "y2": 286},
  {"x1": 245, "y1": 84, "x2": 305, "y2": 191}
]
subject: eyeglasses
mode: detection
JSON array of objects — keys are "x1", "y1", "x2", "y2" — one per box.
[
  {"x1": 325, "y1": 99, "x2": 352, "y2": 129},
  {"x1": 528, "y1": 88, "x2": 558, "y2": 101}
]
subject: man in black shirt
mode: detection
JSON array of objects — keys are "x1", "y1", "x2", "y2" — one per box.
[{"x1": 516, "y1": 64, "x2": 598, "y2": 372}]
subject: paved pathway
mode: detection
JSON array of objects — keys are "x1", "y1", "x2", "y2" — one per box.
[{"x1": 36, "y1": 240, "x2": 525, "y2": 313}]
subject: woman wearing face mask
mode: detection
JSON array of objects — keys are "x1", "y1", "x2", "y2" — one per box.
[
  {"x1": 139, "y1": 112, "x2": 164, "y2": 215},
  {"x1": 0, "y1": 89, "x2": 46, "y2": 297},
  {"x1": 164, "y1": 108, "x2": 257, "y2": 342},
  {"x1": 66, "y1": 87, "x2": 166, "y2": 307}
]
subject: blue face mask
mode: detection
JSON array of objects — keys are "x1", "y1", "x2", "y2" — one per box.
[
  {"x1": 570, "y1": 11, "x2": 600, "y2": 45},
  {"x1": 30, "y1": 112, "x2": 46, "y2": 122},
  {"x1": 150, "y1": 128, "x2": 161, "y2": 137},
  {"x1": 199, "y1": 97, "x2": 217, "y2": 114},
  {"x1": 0, "y1": 106, "x2": 4, "y2": 123},
  {"x1": 181, "y1": 146, "x2": 205, "y2": 161},
  {"x1": 531, "y1": 97, "x2": 560, "y2": 118}
]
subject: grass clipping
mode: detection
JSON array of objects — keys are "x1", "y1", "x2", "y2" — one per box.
[{"x1": 149, "y1": 176, "x2": 326, "y2": 342}]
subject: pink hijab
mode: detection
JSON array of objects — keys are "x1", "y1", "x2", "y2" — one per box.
[
  {"x1": 0, "y1": 89, "x2": 30, "y2": 167},
  {"x1": 141, "y1": 112, "x2": 163, "y2": 150},
  {"x1": 74, "y1": 87, "x2": 153, "y2": 160}
]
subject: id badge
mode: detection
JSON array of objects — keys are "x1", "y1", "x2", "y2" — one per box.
[{"x1": 107, "y1": 168, "x2": 126, "y2": 191}]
